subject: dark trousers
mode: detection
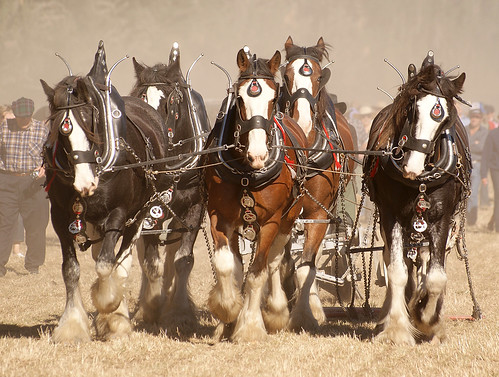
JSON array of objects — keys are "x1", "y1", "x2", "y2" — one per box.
[
  {"x1": 490, "y1": 169, "x2": 499, "y2": 232},
  {"x1": 0, "y1": 173, "x2": 49, "y2": 273}
]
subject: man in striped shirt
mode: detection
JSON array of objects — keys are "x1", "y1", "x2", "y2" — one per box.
[{"x1": 0, "y1": 97, "x2": 49, "y2": 277}]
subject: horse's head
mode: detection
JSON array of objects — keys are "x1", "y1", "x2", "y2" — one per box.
[
  {"x1": 394, "y1": 51, "x2": 465, "y2": 179},
  {"x1": 130, "y1": 43, "x2": 185, "y2": 120},
  {"x1": 41, "y1": 75, "x2": 103, "y2": 196},
  {"x1": 40, "y1": 41, "x2": 126, "y2": 196},
  {"x1": 235, "y1": 48, "x2": 281, "y2": 169},
  {"x1": 282, "y1": 36, "x2": 330, "y2": 136}
]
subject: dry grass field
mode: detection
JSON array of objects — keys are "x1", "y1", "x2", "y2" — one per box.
[{"x1": 1, "y1": 206, "x2": 498, "y2": 377}]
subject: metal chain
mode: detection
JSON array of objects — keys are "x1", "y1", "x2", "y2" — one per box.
[
  {"x1": 362, "y1": 207, "x2": 378, "y2": 318},
  {"x1": 198, "y1": 165, "x2": 218, "y2": 283},
  {"x1": 302, "y1": 187, "x2": 337, "y2": 221},
  {"x1": 455, "y1": 198, "x2": 483, "y2": 319}
]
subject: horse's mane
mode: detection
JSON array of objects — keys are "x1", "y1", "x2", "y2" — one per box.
[
  {"x1": 130, "y1": 59, "x2": 185, "y2": 93},
  {"x1": 372, "y1": 64, "x2": 463, "y2": 150}
]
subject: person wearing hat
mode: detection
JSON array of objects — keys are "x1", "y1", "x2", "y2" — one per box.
[
  {"x1": 466, "y1": 104, "x2": 489, "y2": 226},
  {"x1": 0, "y1": 97, "x2": 49, "y2": 276}
]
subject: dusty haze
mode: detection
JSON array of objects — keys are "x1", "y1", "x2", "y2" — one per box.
[{"x1": 1, "y1": 0, "x2": 498, "y2": 119}]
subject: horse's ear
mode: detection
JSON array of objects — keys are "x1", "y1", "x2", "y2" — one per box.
[
  {"x1": 452, "y1": 72, "x2": 466, "y2": 93},
  {"x1": 237, "y1": 48, "x2": 250, "y2": 72},
  {"x1": 268, "y1": 50, "x2": 281, "y2": 75},
  {"x1": 285, "y1": 36, "x2": 294, "y2": 51},
  {"x1": 87, "y1": 40, "x2": 108, "y2": 84},
  {"x1": 75, "y1": 78, "x2": 90, "y2": 101},
  {"x1": 132, "y1": 57, "x2": 145, "y2": 77},
  {"x1": 316, "y1": 37, "x2": 325, "y2": 51},
  {"x1": 40, "y1": 79, "x2": 54, "y2": 102}
]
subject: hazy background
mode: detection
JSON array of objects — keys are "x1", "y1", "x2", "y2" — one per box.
[{"x1": 1, "y1": 0, "x2": 498, "y2": 120}]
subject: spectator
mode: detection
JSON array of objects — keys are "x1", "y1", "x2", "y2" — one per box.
[
  {"x1": 0, "y1": 97, "x2": 49, "y2": 277},
  {"x1": 484, "y1": 104, "x2": 498, "y2": 130},
  {"x1": 481, "y1": 126, "x2": 499, "y2": 232},
  {"x1": 354, "y1": 105, "x2": 375, "y2": 150},
  {"x1": 466, "y1": 104, "x2": 488, "y2": 225}
]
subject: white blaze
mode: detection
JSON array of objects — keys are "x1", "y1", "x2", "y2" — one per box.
[
  {"x1": 68, "y1": 111, "x2": 99, "y2": 196},
  {"x1": 404, "y1": 95, "x2": 448, "y2": 177},
  {"x1": 239, "y1": 79, "x2": 275, "y2": 169},
  {"x1": 290, "y1": 59, "x2": 313, "y2": 136}
]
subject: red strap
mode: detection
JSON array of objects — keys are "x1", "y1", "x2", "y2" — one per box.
[
  {"x1": 369, "y1": 157, "x2": 380, "y2": 178},
  {"x1": 322, "y1": 120, "x2": 341, "y2": 170}
]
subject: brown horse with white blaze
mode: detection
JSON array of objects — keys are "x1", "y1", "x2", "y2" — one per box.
[
  {"x1": 204, "y1": 49, "x2": 308, "y2": 341},
  {"x1": 281, "y1": 36, "x2": 355, "y2": 331}
]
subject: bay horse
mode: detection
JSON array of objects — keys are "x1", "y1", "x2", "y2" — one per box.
[
  {"x1": 281, "y1": 36, "x2": 354, "y2": 331},
  {"x1": 204, "y1": 49, "x2": 309, "y2": 341},
  {"x1": 41, "y1": 41, "x2": 171, "y2": 342},
  {"x1": 129, "y1": 43, "x2": 211, "y2": 331},
  {"x1": 363, "y1": 51, "x2": 470, "y2": 344}
]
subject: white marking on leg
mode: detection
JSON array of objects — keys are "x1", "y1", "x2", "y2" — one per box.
[
  {"x1": 264, "y1": 233, "x2": 290, "y2": 332},
  {"x1": 378, "y1": 222, "x2": 415, "y2": 344},
  {"x1": 421, "y1": 266, "x2": 447, "y2": 325},
  {"x1": 208, "y1": 245, "x2": 243, "y2": 323}
]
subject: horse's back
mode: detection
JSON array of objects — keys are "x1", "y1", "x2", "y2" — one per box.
[{"x1": 123, "y1": 96, "x2": 166, "y2": 155}]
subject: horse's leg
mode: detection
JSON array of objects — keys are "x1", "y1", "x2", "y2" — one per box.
[
  {"x1": 409, "y1": 220, "x2": 449, "y2": 343},
  {"x1": 94, "y1": 224, "x2": 139, "y2": 339},
  {"x1": 231, "y1": 220, "x2": 281, "y2": 342},
  {"x1": 207, "y1": 214, "x2": 244, "y2": 326},
  {"x1": 280, "y1": 241, "x2": 296, "y2": 310},
  {"x1": 136, "y1": 234, "x2": 164, "y2": 324},
  {"x1": 51, "y1": 206, "x2": 91, "y2": 343},
  {"x1": 376, "y1": 220, "x2": 415, "y2": 345},
  {"x1": 160, "y1": 207, "x2": 202, "y2": 333},
  {"x1": 262, "y1": 233, "x2": 291, "y2": 333},
  {"x1": 289, "y1": 195, "x2": 329, "y2": 332}
]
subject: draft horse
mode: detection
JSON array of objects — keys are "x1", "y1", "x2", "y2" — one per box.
[
  {"x1": 129, "y1": 43, "x2": 211, "y2": 331},
  {"x1": 363, "y1": 51, "x2": 470, "y2": 344},
  {"x1": 41, "y1": 41, "x2": 170, "y2": 342},
  {"x1": 204, "y1": 49, "x2": 309, "y2": 341},
  {"x1": 281, "y1": 36, "x2": 354, "y2": 331}
]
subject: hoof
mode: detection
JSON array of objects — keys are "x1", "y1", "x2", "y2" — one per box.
[{"x1": 95, "y1": 312, "x2": 132, "y2": 341}]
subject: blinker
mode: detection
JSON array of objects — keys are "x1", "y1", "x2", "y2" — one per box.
[
  {"x1": 430, "y1": 99, "x2": 444, "y2": 122},
  {"x1": 247, "y1": 79, "x2": 262, "y2": 97},
  {"x1": 299, "y1": 60, "x2": 313, "y2": 77},
  {"x1": 60, "y1": 117, "x2": 73, "y2": 135}
]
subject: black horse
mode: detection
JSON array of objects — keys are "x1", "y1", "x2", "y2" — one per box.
[
  {"x1": 129, "y1": 43, "x2": 211, "y2": 331},
  {"x1": 41, "y1": 41, "x2": 172, "y2": 342},
  {"x1": 363, "y1": 51, "x2": 470, "y2": 344}
]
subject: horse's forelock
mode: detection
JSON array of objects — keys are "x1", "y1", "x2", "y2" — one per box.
[
  {"x1": 285, "y1": 43, "x2": 329, "y2": 63},
  {"x1": 239, "y1": 58, "x2": 274, "y2": 80}
]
